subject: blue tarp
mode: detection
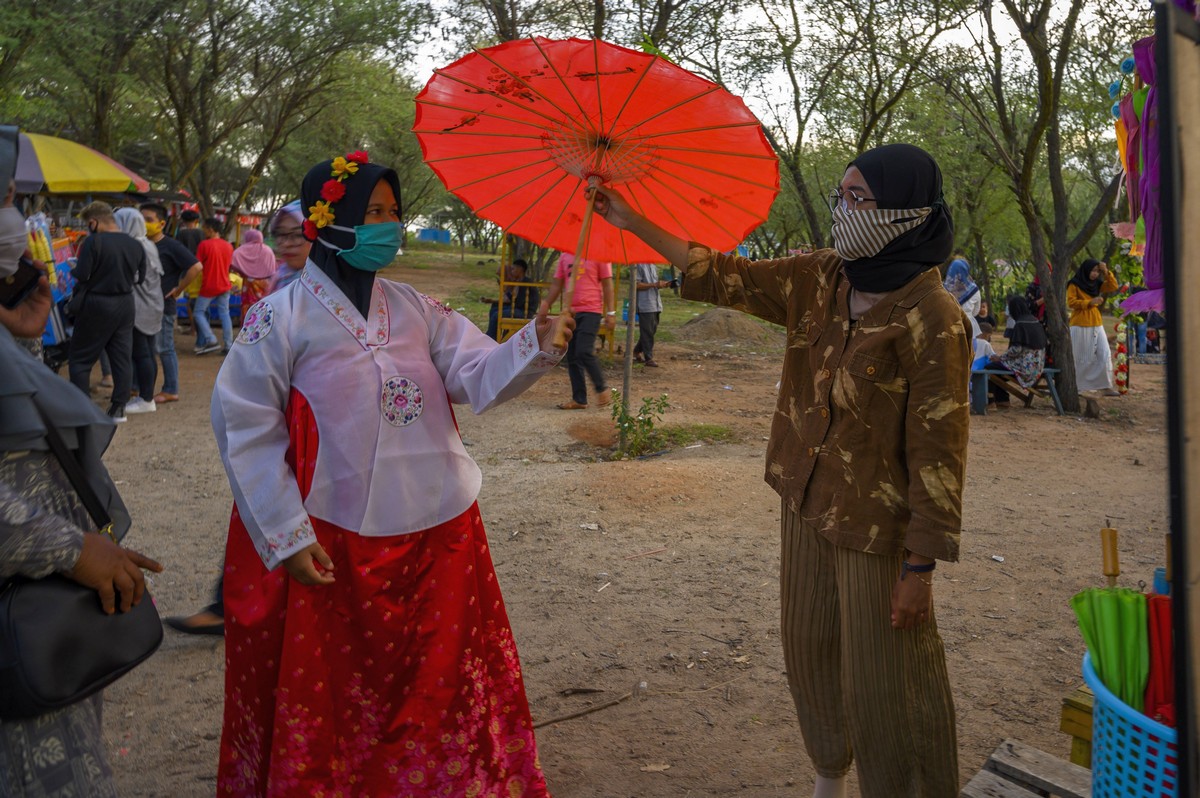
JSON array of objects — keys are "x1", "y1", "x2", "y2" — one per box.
[{"x1": 416, "y1": 228, "x2": 451, "y2": 244}]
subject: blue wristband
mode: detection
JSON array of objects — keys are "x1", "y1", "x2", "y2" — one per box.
[{"x1": 901, "y1": 560, "x2": 936, "y2": 580}]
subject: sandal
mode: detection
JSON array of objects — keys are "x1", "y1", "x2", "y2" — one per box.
[
  {"x1": 152, "y1": 392, "x2": 179, "y2": 404},
  {"x1": 165, "y1": 611, "x2": 224, "y2": 636},
  {"x1": 556, "y1": 400, "x2": 588, "y2": 410}
]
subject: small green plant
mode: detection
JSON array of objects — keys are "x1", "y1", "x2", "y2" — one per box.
[{"x1": 611, "y1": 390, "x2": 671, "y2": 458}]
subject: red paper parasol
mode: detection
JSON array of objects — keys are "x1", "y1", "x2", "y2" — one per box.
[{"x1": 413, "y1": 37, "x2": 779, "y2": 263}]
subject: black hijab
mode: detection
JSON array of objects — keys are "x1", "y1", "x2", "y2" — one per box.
[
  {"x1": 1005, "y1": 295, "x2": 1047, "y2": 350},
  {"x1": 1068, "y1": 258, "x2": 1104, "y2": 298},
  {"x1": 301, "y1": 158, "x2": 402, "y2": 317},
  {"x1": 840, "y1": 143, "x2": 955, "y2": 293}
]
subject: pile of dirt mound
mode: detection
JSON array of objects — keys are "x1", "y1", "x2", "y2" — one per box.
[{"x1": 673, "y1": 307, "x2": 786, "y2": 345}]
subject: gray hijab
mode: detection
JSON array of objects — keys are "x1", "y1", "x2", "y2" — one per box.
[
  {"x1": 114, "y1": 207, "x2": 163, "y2": 336},
  {"x1": 0, "y1": 326, "x2": 131, "y2": 538}
]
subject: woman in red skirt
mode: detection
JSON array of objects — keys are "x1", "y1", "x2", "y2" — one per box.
[{"x1": 211, "y1": 153, "x2": 572, "y2": 796}]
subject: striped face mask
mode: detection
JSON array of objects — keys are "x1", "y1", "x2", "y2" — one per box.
[{"x1": 830, "y1": 205, "x2": 932, "y2": 261}]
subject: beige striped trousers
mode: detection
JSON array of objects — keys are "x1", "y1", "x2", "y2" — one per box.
[{"x1": 780, "y1": 503, "x2": 958, "y2": 797}]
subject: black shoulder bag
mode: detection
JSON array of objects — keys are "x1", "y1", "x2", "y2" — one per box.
[{"x1": 0, "y1": 411, "x2": 163, "y2": 720}]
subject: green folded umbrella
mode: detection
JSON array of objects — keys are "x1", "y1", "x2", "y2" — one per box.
[{"x1": 1071, "y1": 587, "x2": 1149, "y2": 712}]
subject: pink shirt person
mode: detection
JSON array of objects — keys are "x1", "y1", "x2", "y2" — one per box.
[{"x1": 554, "y1": 253, "x2": 612, "y2": 314}]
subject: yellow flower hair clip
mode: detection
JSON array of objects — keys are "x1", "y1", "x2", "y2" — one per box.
[
  {"x1": 331, "y1": 156, "x2": 360, "y2": 182},
  {"x1": 308, "y1": 200, "x2": 335, "y2": 228}
]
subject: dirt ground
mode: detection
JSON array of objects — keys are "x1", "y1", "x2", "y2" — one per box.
[{"x1": 96, "y1": 260, "x2": 1169, "y2": 797}]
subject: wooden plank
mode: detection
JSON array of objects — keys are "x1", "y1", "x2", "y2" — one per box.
[
  {"x1": 1059, "y1": 687, "x2": 1093, "y2": 742},
  {"x1": 960, "y1": 768, "x2": 1042, "y2": 797},
  {"x1": 984, "y1": 739, "x2": 1091, "y2": 798},
  {"x1": 1068, "y1": 736, "x2": 1091, "y2": 769},
  {"x1": 1058, "y1": 712, "x2": 1092, "y2": 741},
  {"x1": 1062, "y1": 687, "x2": 1093, "y2": 712}
]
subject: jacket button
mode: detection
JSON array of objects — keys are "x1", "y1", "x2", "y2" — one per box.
[
  {"x1": 820, "y1": 408, "x2": 829, "y2": 418},
  {"x1": 806, "y1": 447, "x2": 814, "y2": 456},
  {"x1": 820, "y1": 368, "x2": 831, "y2": 379},
  {"x1": 866, "y1": 365, "x2": 876, "y2": 375}
]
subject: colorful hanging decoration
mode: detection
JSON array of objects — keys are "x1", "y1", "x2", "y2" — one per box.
[
  {"x1": 1111, "y1": 37, "x2": 1166, "y2": 315},
  {"x1": 1114, "y1": 321, "x2": 1130, "y2": 394}
]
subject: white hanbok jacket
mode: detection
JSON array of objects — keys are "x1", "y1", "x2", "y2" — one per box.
[{"x1": 212, "y1": 263, "x2": 562, "y2": 570}]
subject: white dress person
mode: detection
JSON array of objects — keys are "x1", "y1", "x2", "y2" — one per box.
[{"x1": 210, "y1": 262, "x2": 560, "y2": 794}]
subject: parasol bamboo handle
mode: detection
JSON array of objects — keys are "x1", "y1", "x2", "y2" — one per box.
[
  {"x1": 551, "y1": 176, "x2": 601, "y2": 350},
  {"x1": 1101, "y1": 527, "x2": 1120, "y2": 588}
]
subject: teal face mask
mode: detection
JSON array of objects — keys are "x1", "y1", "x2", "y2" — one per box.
[{"x1": 330, "y1": 222, "x2": 402, "y2": 272}]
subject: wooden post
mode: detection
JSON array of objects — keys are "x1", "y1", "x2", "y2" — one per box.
[
  {"x1": 619, "y1": 265, "x2": 637, "y2": 450},
  {"x1": 1157, "y1": 6, "x2": 1200, "y2": 790}
]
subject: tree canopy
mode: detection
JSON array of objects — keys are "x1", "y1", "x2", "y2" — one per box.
[{"x1": 1, "y1": 0, "x2": 1147, "y2": 407}]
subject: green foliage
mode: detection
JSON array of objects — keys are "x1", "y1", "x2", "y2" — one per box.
[
  {"x1": 654, "y1": 423, "x2": 735, "y2": 448},
  {"x1": 611, "y1": 390, "x2": 671, "y2": 458},
  {"x1": 0, "y1": 0, "x2": 1146, "y2": 302}
]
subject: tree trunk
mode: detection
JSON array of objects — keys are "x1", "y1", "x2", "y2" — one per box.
[
  {"x1": 972, "y1": 231, "x2": 990, "y2": 310},
  {"x1": 1027, "y1": 227, "x2": 1080, "y2": 413}
]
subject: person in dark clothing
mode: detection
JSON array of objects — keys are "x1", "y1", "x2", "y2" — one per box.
[
  {"x1": 484, "y1": 259, "x2": 540, "y2": 339},
  {"x1": 140, "y1": 203, "x2": 202, "y2": 402},
  {"x1": 1023, "y1": 275, "x2": 1053, "y2": 366},
  {"x1": 632, "y1": 262, "x2": 670, "y2": 366},
  {"x1": 68, "y1": 202, "x2": 146, "y2": 421},
  {"x1": 974, "y1": 299, "x2": 996, "y2": 333},
  {"x1": 989, "y1": 295, "x2": 1049, "y2": 406},
  {"x1": 175, "y1": 208, "x2": 204, "y2": 255}
]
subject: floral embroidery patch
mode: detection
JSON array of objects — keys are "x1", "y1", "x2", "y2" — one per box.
[
  {"x1": 373, "y1": 286, "x2": 389, "y2": 345},
  {"x1": 516, "y1": 325, "x2": 536, "y2": 360},
  {"x1": 236, "y1": 301, "x2": 274, "y2": 345},
  {"x1": 260, "y1": 518, "x2": 315, "y2": 561},
  {"x1": 381, "y1": 376, "x2": 424, "y2": 427},
  {"x1": 420, "y1": 293, "x2": 453, "y2": 317},
  {"x1": 303, "y1": 267, "x2": 368, "y2": 347}
]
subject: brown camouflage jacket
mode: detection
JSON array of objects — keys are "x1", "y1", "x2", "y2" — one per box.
[{"x1": 681, "y1": 246, "x2": 970, "y2": 561}]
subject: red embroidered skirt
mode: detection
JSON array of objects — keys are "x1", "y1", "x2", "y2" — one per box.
[{"x1": 217, "y1": 390, "x2": 548, "y2": 797}]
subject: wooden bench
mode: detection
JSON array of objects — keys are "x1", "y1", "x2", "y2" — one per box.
[
  {"x1": 960, "y1": 739, "x2": 1092, "y2": 797},
  {"x1": 970, "y1": 367, "x2": 1063, "y2": 416}
]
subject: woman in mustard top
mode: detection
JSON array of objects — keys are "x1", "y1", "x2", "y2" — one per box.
[{"x1": 1066, "y1": 258, "x2": 1119, "y2": 394}]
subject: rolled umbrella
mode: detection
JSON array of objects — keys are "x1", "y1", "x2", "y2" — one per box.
[
  {"x1": 1144, "y1": 593, "x2": 1174, "y2": 726},
  {"x1": 1071, "y1": 586, "x2": 1149, "y2": 712}
]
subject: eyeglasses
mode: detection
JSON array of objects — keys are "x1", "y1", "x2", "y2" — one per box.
[
  {"x1": 827, "y1": 187, "x2": 877, "y2": 215},
  {"x1": 273, "y1": 231, "x2": 308, "y2": 246}
]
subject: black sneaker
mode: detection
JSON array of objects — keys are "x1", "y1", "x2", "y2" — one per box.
[{"x1": 107, "y1": 403, "x2": 127, "y2": 424}]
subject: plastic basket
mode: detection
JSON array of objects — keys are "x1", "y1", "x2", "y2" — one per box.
[{"x1": 1083, "y1": 653, "x2": 1178, "y2": 797}]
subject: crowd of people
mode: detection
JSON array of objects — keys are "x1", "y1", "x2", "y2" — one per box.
[
  {"x1": 58, "y1": 202, "x2": 313, "y2": 421},
  {"x1": 0, "y1": 139, "x2": 1152, "y2": 798}
]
